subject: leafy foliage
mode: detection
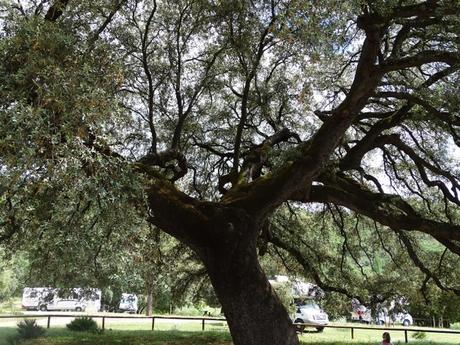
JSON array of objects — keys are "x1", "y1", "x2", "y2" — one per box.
[
  {"x1": 271, "y1": 281, "x2": 295, "y2": 317},
  {"x1": 267, "y1": 205, "x2": 460, "y2": 321},
  {"x1": 16, "y1": 319, "x2": 45, "y2": 340},
  {"x1": 66, "y1": 317, "x2": 99, "y2": 333},
  {"x1": 1, "y1": 0, "x2": 460, "y2": 343},
  {"x1": 0, "y1": 250, "x2": 28, "y2": 303}
]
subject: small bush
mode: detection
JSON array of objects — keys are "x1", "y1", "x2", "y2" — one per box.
[
  {"x1": 412, "y1": 331, "x2": 427, "y2": 339},
  {"x1": 66, "y1": 316, "x2": 99, "y2": 332},
  {"x1": 16, "y1": 319, "x2": 46, "y2": 339}
]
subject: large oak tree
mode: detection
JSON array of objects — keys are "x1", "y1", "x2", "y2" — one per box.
[{"x1": 1, "y1": 1, "x2": 460, "y2": 344}]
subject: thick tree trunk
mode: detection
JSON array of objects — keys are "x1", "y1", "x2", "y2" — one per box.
[
  {"x1": 199, "y1": 223, "x2": 299, "y2": 345},
  {"x1": 146, "y1": 185, "x2": 299, "y2": 344}
]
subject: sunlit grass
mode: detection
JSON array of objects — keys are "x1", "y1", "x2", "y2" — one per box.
[
  {"x1": 1, "y1": 321, "x2": 459, "y2": 345},
  {"x1": 298, "y1": 327, "x2": 460, "y2": 344}
]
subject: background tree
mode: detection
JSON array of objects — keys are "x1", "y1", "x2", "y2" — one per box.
[
  {"x1": 1, "y1": 1, "x2": 460, "y2": 344},
  {"x1": 0, "y1": 250, "x2": 28, "y2": 306},
  {"x1": 266, "y1": 205, "x2": 460, "y2": 323}
]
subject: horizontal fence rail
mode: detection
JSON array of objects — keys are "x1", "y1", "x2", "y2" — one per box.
[
  {"x1": 0, "y1": 314, "x2": 227, "y2": 332},
  {"x1": 1, "y1": 314, "x2": 459, "y2": 343}
]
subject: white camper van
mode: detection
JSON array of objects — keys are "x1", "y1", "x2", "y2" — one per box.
[
  {"x1": 22, "y1": 287, "x2": 51, "y2": 311},
  {"x1": 375, "y1": 309, "x2": 414, "y2": 326},
  {"x1": 78, "y1": 288, "x2": 102, "y2": 312},
  {"x1": 293, "y1": 300, "x2": 329, "y2": 332},
  {"x1": 22, "y1": 287, "x2": 101, "y2": 312},
  {"x1": 350, "y1": 299, "x2": 413, "y2": 326},
  {"x1": 119, "y1": 293, "x2": 138, "y2": 313},
  {"x1": 268, "y1": 277, "x2": 329, "y2": 332}
]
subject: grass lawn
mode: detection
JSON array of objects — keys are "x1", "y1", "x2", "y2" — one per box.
[
  {"x1": 298, "y1": 327, "x2": 460, "y2": 344},
  {"x1": 21, "y1": 330, "x2": 231, "y2": 345},
  {"x1": 1, "y1": 329, "x2": 233, "y2": 345},
  {"x1": 1, "y1": 316, "x2": 459, "y2": 345},
  {"x1": 1, "y1": 326, "x2": 459, "y2": 345}
]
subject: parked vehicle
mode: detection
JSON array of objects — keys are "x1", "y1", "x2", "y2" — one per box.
[
  {"x1": 22, "y1": 287, "x2": 52, "y2": 311},
  {"x1": 22, "y1": 287, "x2": 101, "y2": 312},
  {"x1": 350, "y1": 299, "x2": 371, "y2": 323},
  {"x1": 350, "y1": 298, "x2": 413, "y2": 326},
  {"x1": 41, "y1": 297, "x2": 86, "y2": 312},
  {"x1": 293, "y1": 300, "x2": 329, "y2": 332},
  {"x1": 292, "y1": 280, "x2": 325, "y2": 300},
  {"x1": 268, "y1": 276, "x2": 328, "y2": 332},
  {"x1": 118, "y1": 293, "x2": 138, "y2": 313},
  {"x1": 79, "y1": 288, "x2": 102, "y2": 312},
  {"x1": 376, "y1": 310, "x2": 414, "y2": 326}
]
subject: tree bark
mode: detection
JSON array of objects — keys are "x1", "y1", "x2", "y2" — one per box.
[
  {"x1": 146, "y1": 185, "x2": 299, "y2": 344},
  {"x1": 146, "y1": 286, "x2": 153, "y2": 316},
  {"x1": 198, "y1": 222, "x2": 299, "y2": 345}
]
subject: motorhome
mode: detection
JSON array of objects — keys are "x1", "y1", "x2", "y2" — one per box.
[
  {"x1": 22, "y1": 287, "x2": 53, "y2": 311},
  {"x1": 118, "y1": 293, "x2": 138, "y2": 313},
  {"x1": 269, "y1": 276, "x2": 329, "y2": 332},
  {"x1": 22, "y1": 287, "x2": 101, "y2": 312},
  {"x1": 350, "y1": 298, "x2": 413, "y2": 326},
  {"x1": 375, "y1": 309, "x2": 414, "y2": 326},
  {"x1": 78, "y1": 288, "x2": 102, "y2": 312},
  {"x1": 293, "y1": 300, "x2": 329, "y2": 332}
]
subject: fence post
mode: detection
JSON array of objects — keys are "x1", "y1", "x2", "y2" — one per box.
[
  {"x1": 351, "y1": 327, "x2": 354, "y2": 340},
  {"x1": 102, "y1": 316, "x2": 105, "y2": 331},
  {"x1": 202, "y1": 318, "x2": 205, "y2": 331},
  {"x1": 151, "y1": 317, "x2": 155, "y2": 331},
  {"x1": 404, "y1": 330, "x2": 408, "y2": 343},
  {"x1": 47, "y1": 316, "x2": 51, "y2": 329}
]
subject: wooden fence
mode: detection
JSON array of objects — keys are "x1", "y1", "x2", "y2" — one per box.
[
  {"x1": 1, "y1": 314, "x2": 459, "y2": 343},
  {"x1": 0, "y1": 314, "x2": 226, "y2": 332}
]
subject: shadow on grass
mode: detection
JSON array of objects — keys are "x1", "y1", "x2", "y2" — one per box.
[
  {"x1": 0, "y1": 327, "x2": 17, "y2": 345},
  {"x1": 1, "y1": 328, "x2": 232, "y2": 345}
]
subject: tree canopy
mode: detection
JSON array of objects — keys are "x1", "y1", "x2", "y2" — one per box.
[{"x1": 1, "y1": 1, "x2": 460, "y2": 344}]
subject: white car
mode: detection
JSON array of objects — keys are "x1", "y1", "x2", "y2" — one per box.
[{"x1": 293, "y1": 301, "x2": 329, "y2": 332}]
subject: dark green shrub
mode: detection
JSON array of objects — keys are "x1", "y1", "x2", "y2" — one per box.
[
  {"x1": 66, "y1": 316, "x2": 99, "y2": 332},
  {"x1": 16, "y1": 319, "x2": 45, "y2": 339}
]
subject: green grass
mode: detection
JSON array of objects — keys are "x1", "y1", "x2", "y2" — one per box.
[
  {"x1": 1, "y1": 324, "x2": 459, "y2": 345},
  {"x1": 297, "y1": 327, "x2": 460, "y2": 344},
  {"x1": 0, "y1": 318, "x2": 460, "y2": 345},
  {"x1": 1, "y1": 329, "x2": 232, "y2": 345},
  {"x1": 0, "y1": 327, "x2": 16, "y2": 344},
  {"x1": 300, "y1": 328, "x2": 460, "y2": 345}
]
